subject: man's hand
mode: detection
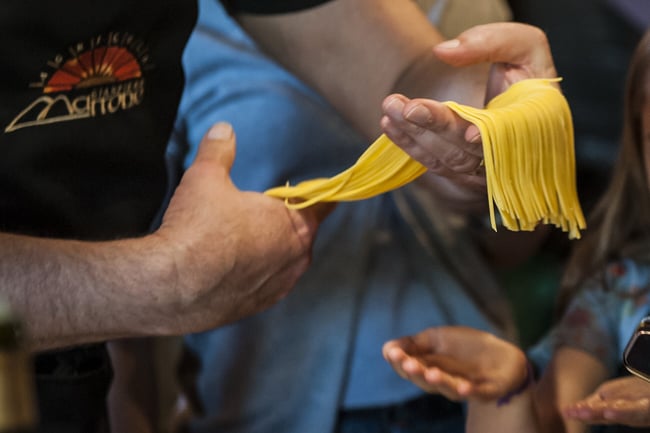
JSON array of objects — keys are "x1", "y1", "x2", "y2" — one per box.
[{"x1": 154, "y1": 122, "x2": 331, "y2": 334}]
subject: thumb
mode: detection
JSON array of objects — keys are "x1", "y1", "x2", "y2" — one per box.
[
  {"x1": 195, "y1": 122, "x2": 236, "y2": 170},
  {"x1": 433, "y1": 22, "x2": 556, "y2": 78}
]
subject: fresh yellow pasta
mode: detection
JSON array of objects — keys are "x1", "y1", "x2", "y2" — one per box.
[
  {"x1": 444, "y1": 78, "x2": 586, "y2": 239},
  {"x1": 264, "y1": 78, "x2": 586, "y2": 239},
  {"x1": 264, "y1": 133, "x2": 427, "y2": 209}
]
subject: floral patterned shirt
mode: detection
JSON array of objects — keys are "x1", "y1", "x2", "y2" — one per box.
[{"x1": 529, "y1": 258, "x2": 650, "y2": 375}]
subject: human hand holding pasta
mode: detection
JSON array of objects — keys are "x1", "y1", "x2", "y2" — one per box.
[
  {"x1": 381, "y1": 22, "x2": 557, "y2": 180},
  {"x1": 382, "y1": 326, "x2": 529, "y2": 403},
  {"x1": 563, "y1": 376, "x2": 650, "y2": 427},
  {"x1": 155, "y1": 122, "x2": 329, "y2": 334}
]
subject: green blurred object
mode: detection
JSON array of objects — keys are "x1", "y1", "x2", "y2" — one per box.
[{"x1": 499, "y1": 252, "x2": 563, "y2": 349}]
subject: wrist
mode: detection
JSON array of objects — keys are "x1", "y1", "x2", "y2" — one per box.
[
  {"x1": 117, "y1": 233, "x2": 187, "y2": 336},
  {"x1": 496, "y1": 359, "x2": 536, "y2": 407}
]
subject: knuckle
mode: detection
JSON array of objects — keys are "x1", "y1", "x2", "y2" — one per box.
[{"x1": 444, "y1": 148, "x2": 477, "y2": 172}]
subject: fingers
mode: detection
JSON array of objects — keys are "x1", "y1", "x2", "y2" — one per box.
[
  {"x1": 382, "y1": 341, "x2": 472, "y2": 400},
  {"x1": 421, "y1": 364, "x2": 473, "y2": 401},
  {"x1": 194, "y1": 122, "x2": 237, "y2": 170},
  {"x1": 603, "y1": 398, "x2": 650, "y2": 426},
  {"x1": 564, "y1": 398, "x2": 650, "y2": 427},
  {"x1": 381, "y1": 94, "x2": 484, "y2": 177},
  {"x1": 564, "y1": 384, "x2": 650, "y2": 427},
  {"x1": 382, "y1": 337, "x2": 435, "y2": 381},
  {"x1": 433, "y1": 22, "x2": 556, "y2": 78},
  {"x1": 382, "y1": 330, "x2": 480, "y2": 400}
]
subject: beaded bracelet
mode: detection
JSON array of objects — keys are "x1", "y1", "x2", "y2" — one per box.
[{"x1": 496, "y1": 360, "x2": 536, "y2": 407}]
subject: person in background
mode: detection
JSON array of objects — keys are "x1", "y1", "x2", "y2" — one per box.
[
  {"x1": 144, "y1": 2, "x2": 559, "y2": 433},
  {"x1": 383, "y1": 28, "x2": 650, "y2": 433}
]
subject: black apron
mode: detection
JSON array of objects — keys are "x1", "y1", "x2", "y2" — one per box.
[{"x1": 0, "y1": 1, "x2": 196, "y2": 430}]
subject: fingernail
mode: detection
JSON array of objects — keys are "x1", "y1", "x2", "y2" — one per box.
[
  {"x1": 405, "y1": 105, "x2": 431, "y2": 124},
  {"x1": 385, "y1": 96, "x2": 405, "y2": 114},
  {"x1": 436, "y1": 39, "x2": 460, "y2": 49},
  {"x1": 468, "y1": 133, "x2": 481, "y2": 143},
  {"x1": 208, "y1": 122, "x2": 233, "y2": 140}
]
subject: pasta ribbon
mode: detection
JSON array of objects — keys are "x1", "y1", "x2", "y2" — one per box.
[
  {"x1": 265, "y1": 78, "x2": 586, "y2": 239},
  {"x1": 264, "y1": 134, "x2": 427, "y2": 210}
]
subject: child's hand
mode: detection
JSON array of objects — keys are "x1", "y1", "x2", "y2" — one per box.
[
  {"x1": 382, "y1": 326, "x2": 529, "y2": 402},
  {"x1": 564, "y1": 376, "x2": 650, "y2": 427}
]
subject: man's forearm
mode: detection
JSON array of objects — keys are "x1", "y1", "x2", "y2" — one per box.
[
  {"x1": 0, "y1": 232, "x2": 178, "y2": 351},
  {"x1": 0, "y1": 123, "x2": 323, "y2": 352}
]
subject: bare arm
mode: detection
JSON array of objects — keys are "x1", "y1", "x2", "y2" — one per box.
[
  {"x1": 234, "y1": 6, "x2": 554, "y2": 204},
  {"x1": 0, "y1": 230, "x2": 176, "y2": 351},
  {"x1": 2, "y1": 123, "x2": 327, "y2": 352},
  {"x1": 233, "y1": 0, "x2": 476, "y2": 139},
  {"x1": 107, "y1": 339, "x2": 160, "y2": 433},
  {"x1": 382, "y1": 326, "x2": 540, "y2": 433},
  {"x1": 534, "y1": 347, "x2": 609, "y2": 433},
  {"x1": 231, "y1": 0, "x2": 487, "y2": 210},
  {"x1": 382, "y1": 327, "x2": 611, "y2": 433}
]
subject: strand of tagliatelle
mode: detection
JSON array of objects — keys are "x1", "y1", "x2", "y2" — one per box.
[{"x1": 264, "y1": 78, "x2": 587, "y2": 239}]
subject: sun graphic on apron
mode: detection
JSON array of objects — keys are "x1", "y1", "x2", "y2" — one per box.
[{"x1": 43, "y1": 47, "x2": 142, "y2": 93}]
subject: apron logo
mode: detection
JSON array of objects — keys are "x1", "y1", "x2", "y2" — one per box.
[{"x1": 5, "y1": 32, "x2": 151, "y2": 133}]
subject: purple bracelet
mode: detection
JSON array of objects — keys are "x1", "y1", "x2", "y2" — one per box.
[{"x1": 496, "y1": 360, "x2": 535, "y2": 407}]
